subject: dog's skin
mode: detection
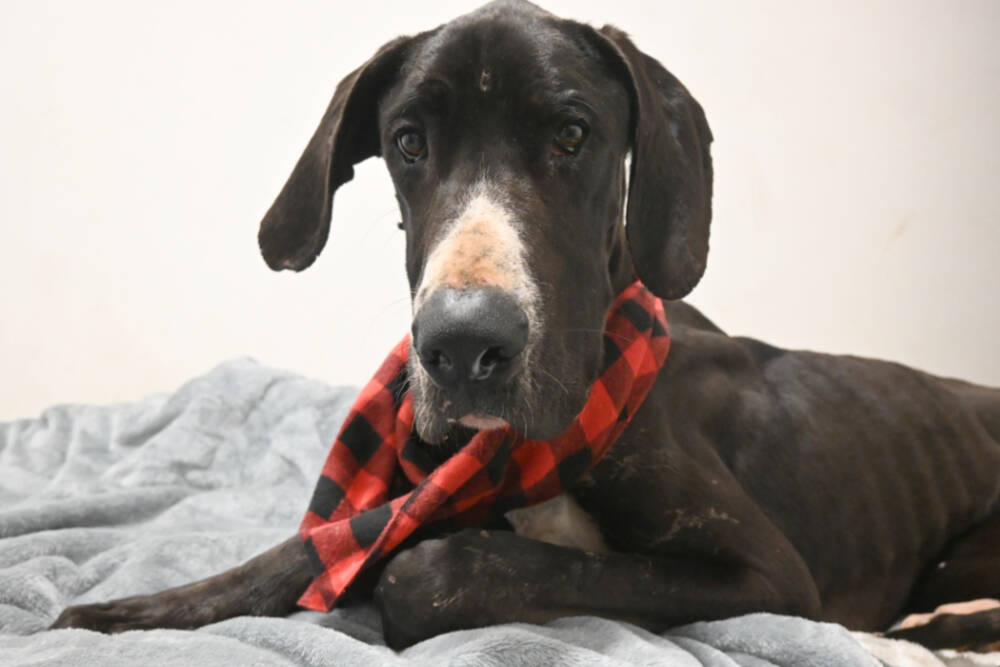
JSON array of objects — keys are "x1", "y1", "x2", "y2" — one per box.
[{"x1": 52, "y1": 0, "x2": 1000, "y2": 650}]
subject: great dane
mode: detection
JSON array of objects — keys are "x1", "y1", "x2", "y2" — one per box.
[{"x1": 52, "y1": 0, "x2": 1000, "y2": 650}]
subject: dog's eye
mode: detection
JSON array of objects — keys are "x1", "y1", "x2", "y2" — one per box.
[
  {"x1": 554, "y1": 121, "x2": 587, "y2": 155},
  {"x1": 396, "y1": 130, "x2": 426, "y2": 161}
]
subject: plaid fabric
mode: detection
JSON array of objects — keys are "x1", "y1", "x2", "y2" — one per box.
[{"x1": 298, "y1": 280, "x2": 670, "y2": 611}]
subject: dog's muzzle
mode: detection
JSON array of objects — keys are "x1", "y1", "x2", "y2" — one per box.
[{"x1": 412, "y1": 287, "x2": 528, "y2": 398}]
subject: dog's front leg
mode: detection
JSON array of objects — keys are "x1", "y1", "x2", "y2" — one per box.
[
  {"x1": 50, "y1": 535, "x2": 312, "y2": 632},
  {"x1": 374, "y1": 529, "x2": 819, "y2": 649}
]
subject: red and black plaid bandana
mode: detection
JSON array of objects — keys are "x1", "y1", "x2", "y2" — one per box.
[{"x1": 298, "y1": 280, "x2": 670, "y2": 612}]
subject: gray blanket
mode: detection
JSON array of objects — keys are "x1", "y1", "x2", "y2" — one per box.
[{"x1": 1, "y1": 359, "x2": 994, "y2": 666}]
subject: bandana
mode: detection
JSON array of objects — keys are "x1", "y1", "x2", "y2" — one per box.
[{"x1": 298, "y1": 279, "x2": 670, "y2": 611}]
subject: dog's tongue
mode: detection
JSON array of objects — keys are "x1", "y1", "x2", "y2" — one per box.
[{"x1": 456, "y1": 414, "x2": 509, "y2": 430}]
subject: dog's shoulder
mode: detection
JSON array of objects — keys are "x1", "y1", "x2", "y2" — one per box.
[{"x1": 658, "y1": 300, "x2": 761, "y2": 395}]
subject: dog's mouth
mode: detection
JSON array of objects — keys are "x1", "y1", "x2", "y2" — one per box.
[
  {"x1": 453, "y1": 413, "x2": 509, "y2": 431},
  {"x1": 409, "y1": 350, "x2": 593, "y2": 446},
  {"x1": 409, "y1": 365, "x2": 530, "y2": 444},
  {"x1": 406, "y1": 283, "x2": 602, "y2": 445}
]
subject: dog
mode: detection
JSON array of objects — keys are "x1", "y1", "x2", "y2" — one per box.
[{"x1": 52, "y1": 0, "x2": 1000, "y2": 651}]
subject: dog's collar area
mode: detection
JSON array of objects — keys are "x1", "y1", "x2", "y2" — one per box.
[{"x1": 297, "y1": 279, "x2": 670, "y2": 612}]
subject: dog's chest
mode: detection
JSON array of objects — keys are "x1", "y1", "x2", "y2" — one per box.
[{"x1": 505, "y1": 493, "x2": 609, "y2": 553}]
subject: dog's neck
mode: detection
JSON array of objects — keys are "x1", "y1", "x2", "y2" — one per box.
[
  {"x1": 608, "y1": 166, "x2": 636, "y2": 297},
  {"x1": 608, "y1": 221, "x2": 635, "y2": 297}
]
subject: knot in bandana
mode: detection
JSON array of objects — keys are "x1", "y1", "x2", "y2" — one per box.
[{"x1": 298, "y1": 280, "x2": 670, "y2": 611}]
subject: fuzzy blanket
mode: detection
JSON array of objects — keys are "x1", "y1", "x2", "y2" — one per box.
[{"x1": 1, "y1": 359, "x2": 996, "y2": 666}]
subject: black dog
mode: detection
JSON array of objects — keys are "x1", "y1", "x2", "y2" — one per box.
[{"x1": 53, "y1": 0, "x2": 1000, "y2": 650}]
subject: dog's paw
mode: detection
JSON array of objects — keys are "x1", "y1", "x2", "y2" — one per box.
[{"x1": 49, "y1": 595, "x2": 184, "y2": 633}]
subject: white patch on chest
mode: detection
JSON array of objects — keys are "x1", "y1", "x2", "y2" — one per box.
[{"x1": 505, "y1": 494, "x2": 609, "y2": 553}]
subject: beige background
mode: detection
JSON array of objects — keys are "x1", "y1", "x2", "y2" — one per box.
[{"x1": 1, "y1": 1, "x2": 998, "y2": 421}]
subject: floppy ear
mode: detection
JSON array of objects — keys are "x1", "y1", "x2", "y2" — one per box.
[
  {"x1": 596, "y1": 26, "x2": 714, "y2": 300},
  {"x1": 258, "y1": 36, "x2": 413, "y2": 271}
]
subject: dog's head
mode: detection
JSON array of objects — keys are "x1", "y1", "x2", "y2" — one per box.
[{"x1": 258, "y1": 0, "x2": 713, "y2": 444}]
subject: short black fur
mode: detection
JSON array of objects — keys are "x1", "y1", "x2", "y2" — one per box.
[{"x1": 54, "y1": 0, "x2": 1000, "y2": 652}]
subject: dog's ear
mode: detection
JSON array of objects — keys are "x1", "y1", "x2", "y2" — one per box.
[
  {"x1": 258, "y1": 36, "x2": 413, "y2": 271},
  {"x1": 595, "y1": 26, "x2": 714, "y2": 300}
]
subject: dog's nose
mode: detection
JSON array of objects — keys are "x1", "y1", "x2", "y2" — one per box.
[{"x1": 413, "y1": 287, "x2": 528, "y2": 391}]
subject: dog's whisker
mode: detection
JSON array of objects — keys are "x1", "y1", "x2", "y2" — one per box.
[
  {"x1": 365, "y1": 296, "x2": 414, "y2": 325},
  {"x1": 538, "y1": 368, "x2": 571, "y2": 398},
  {"x1": 519, "y1": 394, "x2": 533, "y2": 440}
]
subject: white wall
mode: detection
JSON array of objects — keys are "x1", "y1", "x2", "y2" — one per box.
[{"x1": 1, "y1": 0, "x2": 997, "y2": 421}]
